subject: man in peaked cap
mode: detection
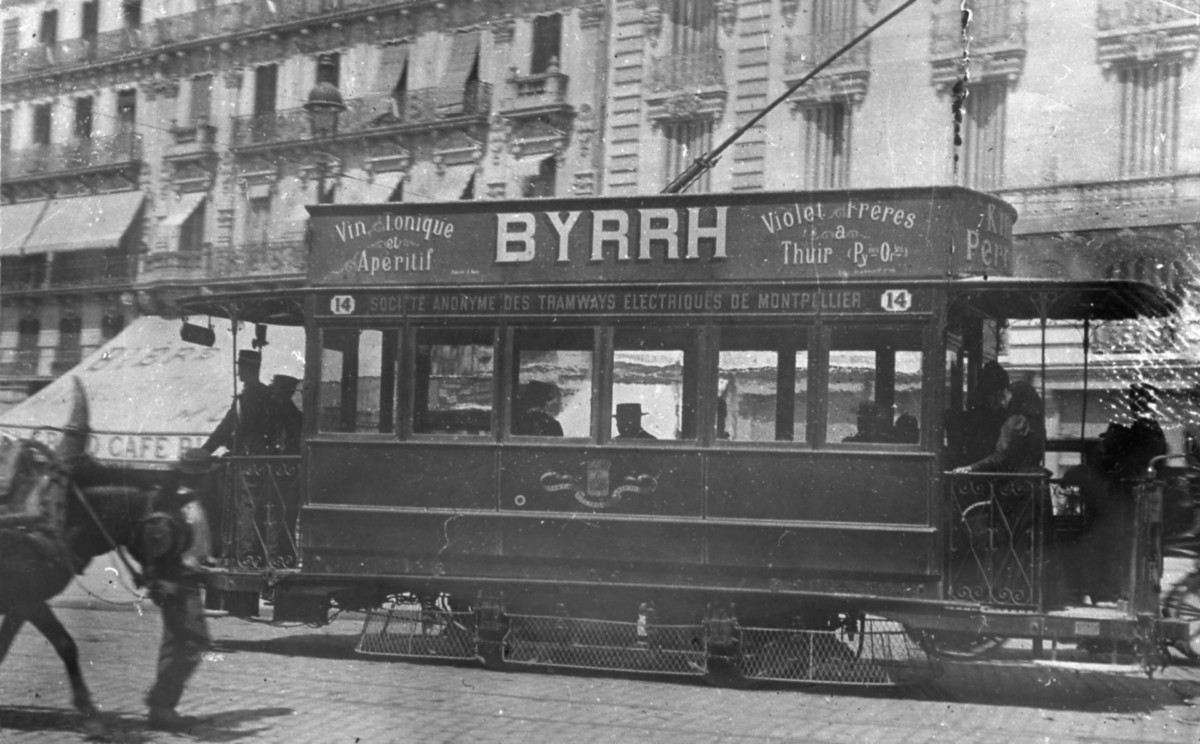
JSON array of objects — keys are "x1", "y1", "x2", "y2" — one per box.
[
  {"x1": 202, "y1": 349, "x2": 274, "y2": 562},
  {"x1": 202, "y1": 349, "x2": 273, "y2": 456}
]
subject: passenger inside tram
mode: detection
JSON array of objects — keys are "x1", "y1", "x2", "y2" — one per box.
[
  {"x1": 952, "y1": 381, "x2": 1046, "y2": 474},
  {"x1": 614, "y1": 403, "x2": 657, "y2": 440},
  {"x1": 843, "y1": 401, "x2": 892, "y2": 443},
  {"x1": 512, "y1": 381, "x2": 564, "y2": 437}
]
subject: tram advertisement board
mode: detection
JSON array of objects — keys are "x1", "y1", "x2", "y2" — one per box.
[{"x1": 306, "y1": 187, "x2": 1015, "y2": 287}]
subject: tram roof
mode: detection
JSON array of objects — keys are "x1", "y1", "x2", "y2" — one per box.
[{"x1": 179, "y1": 277, "x2": 1179, "y2": 326}]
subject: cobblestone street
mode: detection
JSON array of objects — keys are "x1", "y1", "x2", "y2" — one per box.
[{"x1": 1, "y1": 573, "x2": 1199, "y2": 744}]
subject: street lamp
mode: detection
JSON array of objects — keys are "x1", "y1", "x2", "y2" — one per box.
[{"x1": 304, "y1": 81, "x2": 345, "y2": 203}]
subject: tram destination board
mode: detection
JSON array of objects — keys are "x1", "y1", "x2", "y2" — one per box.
[
  {"x1": 306, "y1": 187, "x2": 1015, "y2": 287},
  {"x1": 318, "y1": 285, "x2": 931, "y2": 320}
]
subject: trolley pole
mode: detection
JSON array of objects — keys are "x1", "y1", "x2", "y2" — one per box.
[{"x1": 661, "y1": 0, "x2": 920, "y2": 195}]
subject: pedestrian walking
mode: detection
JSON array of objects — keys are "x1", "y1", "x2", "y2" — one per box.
[{"x1": 130, "y1": 449, "x2": 214, "y2": 732}]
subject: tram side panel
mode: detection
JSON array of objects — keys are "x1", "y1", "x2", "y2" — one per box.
[{"x1": 299, "y1": 441, "x2": 941, "y2": 622}]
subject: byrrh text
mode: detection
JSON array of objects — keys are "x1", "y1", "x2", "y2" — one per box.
[{"x1": 495, "y1": 207, "x2": 728, "y2": 264}]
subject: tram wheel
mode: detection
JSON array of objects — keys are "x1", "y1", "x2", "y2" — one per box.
[{"x1": 1165, "y1": 574, "x2": 1200, "y2": 661}]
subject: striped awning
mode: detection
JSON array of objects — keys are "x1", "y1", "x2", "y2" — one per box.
[
  {"x1": 22, "y1": 191, "x2": 145, "y2": 254},
  {"x1": 1, "y1": 200, "x2": 49, "y2": 257}
]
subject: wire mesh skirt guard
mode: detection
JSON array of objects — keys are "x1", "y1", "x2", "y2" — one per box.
[
  {"x1": 356, "y1": 603, "x2": 477, "y2": 660},
  {"x1": 357, "y1": 605, "x2": 937, "y2": 685},
  {"x1": 738, "y1": 617, "x2": 937, "y2": 685},
  {"x1": 502, "y1": 614, "x2": 708, "y2": 676}
]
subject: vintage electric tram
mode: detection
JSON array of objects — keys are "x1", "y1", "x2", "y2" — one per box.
[{"x1": 184, "y1": 186, "x2": 1191, "y2": 684}]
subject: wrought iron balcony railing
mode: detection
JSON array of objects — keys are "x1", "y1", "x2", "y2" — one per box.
[
  {"x1": 1, "y1": 0, "x2": 378, "y2": 77},
  {"x1": 140, "y1": 246, "x2": 212, "y2": 284},
  {"x1": 784, "y1": 26, "x2": 872, "y2": 79},
  {"x1": 232, "y1": 82, "x2": 492, "y2": 149},
  {"x1": 646, "y1": 51, "x2": 725, "y2": 94},
  {"x1": 499, "y1": 69, "x2": 570, "y2": 114},
  {"x1": 50, "y1": 348, "x2": 83, "y2": 376},
  {"x1": 931, "y1": 0, "x2": 1027, "y2": 57},
  {"x1": 0, "y1": 349, "x2": 40, "y2": 377},
  {"x1": 1098, "y1": 0, "x2": 1200, "y2": 30},
  {"x1": 210, "y1": 239, "x2": 306, "y2": 280},
  {"x1": 0, "y1": 133, "x2": 142, "y2": 181}
]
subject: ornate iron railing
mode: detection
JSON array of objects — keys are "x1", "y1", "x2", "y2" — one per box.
[
  {"x1": 213, "y1": 455, "x2": 302, "y2": 571},
  {"x1": 931, "y1": 0, "x2": 1027, "y2": 57},
  {"x1": 500, "y1": 70, "x2": 570, "y2": 113},
  {"x1": 0, "y1": 349, "x2": 40, "y2": 377},
  {"x1": 231, "y1": 82, "x2": 492, "y2": 150},
  {"x1": 785, "y1": 26, "x2": 871, "y2": 78},
  {"x1": 210, "y1": 239, "x2": 306, "y2": 279},
  {"x1": 646, "y1": 51, "x2": 725, "y2": 93},
  {"x1": 0, "y1": 133, "x2": 142, "y2": 180},
  {"x1": 1098, "y1": 0, "x2": 1200, "y2": 29},
  {"x1": 1, "y1": 0, "x2": 379, "y2": 77},
  {"x1": 945, "y1": 472, "x2": 1049, "y2": 609}
]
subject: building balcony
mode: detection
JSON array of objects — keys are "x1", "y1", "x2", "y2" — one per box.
[
  {"x1": 996, "y1": 172, "x2": 1200, "y2": 234},
  {"x1": 498, "y1": 67, "x2": 571, "y2": 119},
  {"x1": 210, "y1": 239, "x2": 306, "y2": 281},
  {"x1": 232, "y1": 82, "x2": 492, "y2": 152},
  {"x1": 1096, "y1": 0, "x2": 1200, "y2": 67},
  {"x1": 2, "y1": 0, "x2": 384, "y2": 79},
  {"x1": 0, "y1": 133, "x2": 142, "y2": 182},
  {"x1": 169, "y1": 120, "x2": 218, "y2": 151},
  {"x1": 644, "y1": 51, "x2": 727, "y2": 123},
  {"x1": 0, "y1": 350, "x2": 40, "y2": 378},
  {"x1": 50, "y1": 348, "x2": 83, "y2": 376},
  {"x1": 140, "y1": 246, "x2": 212, "y2": 285},
  {"x1": 930, "y1": 0, "x2": 1027, "y2": 88},
  {"x1": 0, "y1": 250, "x2": 135, "y2": 293},
  {"x1": 784, "y1": 26, "x2": 872, "y2": 104}
]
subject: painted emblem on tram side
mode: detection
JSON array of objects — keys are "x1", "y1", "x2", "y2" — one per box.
[{"x1": 535, "y1": 459, "x2": 658, "y2": 509}]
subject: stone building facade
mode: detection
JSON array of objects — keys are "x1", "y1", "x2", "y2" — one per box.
[{"x1": 2, "y1": 0, "x2": 1197, "y2": 445}]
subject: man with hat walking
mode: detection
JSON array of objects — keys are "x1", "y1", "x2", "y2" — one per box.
[{"x1": 132, "y1": 448, "x2": 216, "y2": 731}]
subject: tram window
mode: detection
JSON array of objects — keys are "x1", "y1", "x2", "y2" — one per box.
[
  {"x1": 511, "y1": 327, "x2": 593, "y2": 439},
  {"x1": 717, "y1": 327, "x2": 810, "y2": 442},
  {"x1": 412, "y1": 328, "x2": 494, "y2": 435},
  {"x1": 318, "y1": 328, "x2": 399, "y2": 433},
  {"x1": 612, "y1": 327, "x2": 700, "y2": 441},
  {"x1": 826, "y1": 326, "x2": 923, "y2": 445}
]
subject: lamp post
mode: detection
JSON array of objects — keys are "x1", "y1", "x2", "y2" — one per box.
[{"x1": 304, "y1": 81, "x2": 346, "y2": 204}]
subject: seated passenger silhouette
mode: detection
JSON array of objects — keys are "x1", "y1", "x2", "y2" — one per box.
[
  {"x1": 614, "y1": 403, "x2": 656, "y2": 440},
  {"x1": 893, "y1": 412, "x2": 920, "y2": 444},
  {"x1": 844, "y1": 401, "x2": 889, "y2": 443},
  {"x1": 513, "y1": 381, "x2": 564, "y2": 437}
]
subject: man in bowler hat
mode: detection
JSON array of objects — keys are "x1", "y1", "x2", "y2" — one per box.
[{"x1": 614, "y1": 403, "x2": 656, "y2": 440}]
